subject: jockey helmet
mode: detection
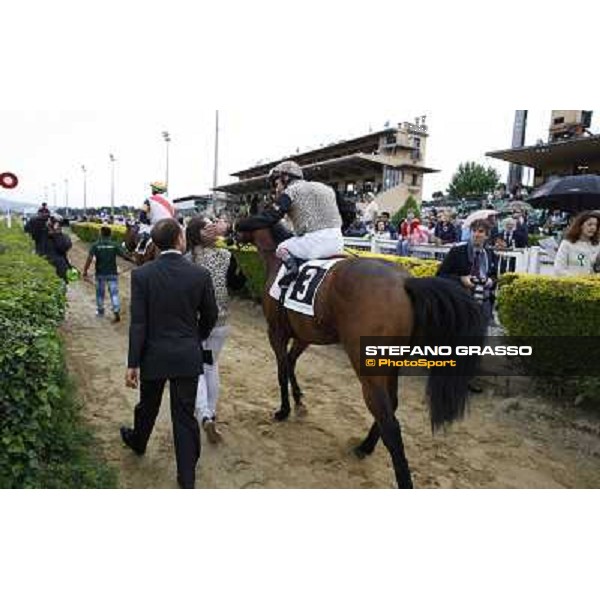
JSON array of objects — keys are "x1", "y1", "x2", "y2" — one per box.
[
  {"x1": 268, "y1": 161, "x2": 304, "y2": 183},
  {"x1": 151, "y1": 181, "x2": 167, "y2": 194}
]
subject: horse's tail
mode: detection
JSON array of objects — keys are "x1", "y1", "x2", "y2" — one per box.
[{"x1": 403, "y1": 277, "x2": 486, "y2": 432}]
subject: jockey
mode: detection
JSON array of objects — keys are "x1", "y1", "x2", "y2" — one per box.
[
  {"x1": 239, "y1": 161, "x2": 344, "y2": 287},
  {"x1": 136, "y1": 181, "x2": 176, "y2": 253}
]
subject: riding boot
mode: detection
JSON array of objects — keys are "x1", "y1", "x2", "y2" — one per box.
[{"x1": 279, "y1": 254, "x2": 300, "y2": 289}]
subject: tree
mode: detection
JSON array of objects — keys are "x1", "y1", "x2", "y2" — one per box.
[
  {"x1": 432, "y1": 191, "x2": 445, "y2": 200},
  {"x1": 447, "y1": 162, "x2": 500, "y2": 200},
  {"x1": 391, "y1": 195, "x2": 420, "y2": 229}
]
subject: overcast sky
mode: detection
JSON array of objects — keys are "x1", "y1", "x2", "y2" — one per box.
[{"x1": 2, "y1": 108, "x2": 597, "y2": 209}]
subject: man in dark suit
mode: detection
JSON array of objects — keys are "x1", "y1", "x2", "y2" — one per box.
[
  {"x1": 438, "y1": 219, "x2": 498, "y2": 394},
  {"x1": 497, "y1": 218, "x2": 528, "y2": 274},
  {"x1": 437, "y1": 219, "x2": 498, "y2": 324},
  {"x1": 121, "y1": 218, "x2": 218, "y2": 489}
]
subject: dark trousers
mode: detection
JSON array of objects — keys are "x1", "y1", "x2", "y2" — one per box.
[
  {"x1": 133, "y1": 376, "x2": 200, "y2": 488},
  {"x1": 499, "y1": 256, "x2": 517, "y2": 275}
]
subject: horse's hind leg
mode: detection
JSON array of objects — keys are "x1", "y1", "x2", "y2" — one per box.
[
  {"x1": 268, "y1": 328, "x2": 292, "y2": 422},
  {"x1": 354, "y1": 423, "x2": 380, "y2": 459},
  {"x1": 288, "y1": 340, "x2": 309, "y2": 411},
  {"x1": 355, "y1": 375, "x2": 399, "y2": 458},
  {"x1": 363, "y1": 379, "x2": 413, "y2": 489}
]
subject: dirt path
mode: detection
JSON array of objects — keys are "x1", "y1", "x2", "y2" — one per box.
[{"x1": 62, "y1": 237, "x2": 600, "y2": 488}]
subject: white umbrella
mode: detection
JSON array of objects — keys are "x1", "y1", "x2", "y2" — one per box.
[{"x1": 462, "y1": 210, "x2": 498, "y2": 229}]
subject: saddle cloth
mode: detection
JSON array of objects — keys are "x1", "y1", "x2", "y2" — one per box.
[{"x1": 269, "y1": 258, "x2": 345, "y2": 317}]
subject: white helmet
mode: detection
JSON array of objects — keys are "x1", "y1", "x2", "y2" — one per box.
[{"x1": 268, "y1": 161, "x2": 304, "y2": 182}]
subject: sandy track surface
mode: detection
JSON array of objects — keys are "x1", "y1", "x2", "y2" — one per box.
[{"x1": 61, "y1": 237, "x2": 600, "y2": 488}]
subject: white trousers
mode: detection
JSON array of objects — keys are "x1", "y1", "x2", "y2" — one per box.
[
  {"x1": 196, "y1": 326, "x2": 229, "y2": 421},
  {"x1": 277, "y1": 228, "x2": 344, "y2": 260}
]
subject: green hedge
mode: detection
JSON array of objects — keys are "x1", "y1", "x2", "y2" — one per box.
[
  {"x1": 229, "y1": 246, "x2": 440, "y2": 301},
  {"x1": 0, "y1": 224, "x2": 116, "y2": 488},
  {"x1": 71, "y1": 222, "x2": 127, "y2": 245},
  {"x1": 498, "y1": 274, "x2": 600, "y2": 405}
]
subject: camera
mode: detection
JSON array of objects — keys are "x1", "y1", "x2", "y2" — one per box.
[{"x1": 471, "y1": 277, "x2": 487, "y2": 304}]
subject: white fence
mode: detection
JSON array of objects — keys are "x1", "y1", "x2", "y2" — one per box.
[{"x1": 343, "y1": 238, "x2": 555, "y2": 276}]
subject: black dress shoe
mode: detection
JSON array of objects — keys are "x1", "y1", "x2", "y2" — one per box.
[
  {"x1": 177, "y1": 476, "x2": 195, "y2": 490},
  {"x1": 120, "y1": 427, "x2": 145, "y2": 456}
]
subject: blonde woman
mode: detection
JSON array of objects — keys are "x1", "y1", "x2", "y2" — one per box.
[
  {"x1": 554, "y1": 211, "x2": 600, "y2": 277},
  {"x1": 186, "y1": 216, "x2": 246, "y2": 443}
]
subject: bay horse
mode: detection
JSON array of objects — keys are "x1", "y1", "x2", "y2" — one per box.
[
  {"x1": 235, "y1": 221, "x2": 485, "y2": 489},
  {"x1": 123, "y1": 223, "x2": 159, "y2": 266}
]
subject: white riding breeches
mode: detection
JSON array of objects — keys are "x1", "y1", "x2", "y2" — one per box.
[{"x1": 277, "y1": 228, "x2": 344, "y2": 260}]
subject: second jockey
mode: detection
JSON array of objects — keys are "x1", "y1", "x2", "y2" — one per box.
[
  {"x1": 137, "y1": 181, "x2": 176, "y2": 254},
  {"x1": 239, "y1": 161, "x2": 344, "y2": 287}
]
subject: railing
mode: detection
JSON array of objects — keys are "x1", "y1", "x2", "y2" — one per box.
[{"x1": 343, "y1": 237, "x2": 555, "y2": 276}]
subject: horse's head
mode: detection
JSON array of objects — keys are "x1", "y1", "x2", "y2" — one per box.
[
  {"x1": 123, "y1": 222, "x2": 140, "y2": 253},
  {"x1": 233, "y1": 218, "x2": 293, "y2": 254}
]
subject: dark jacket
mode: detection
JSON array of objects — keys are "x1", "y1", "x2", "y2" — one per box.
[
  {"x1": 434, "y1": 221, "x2": 458, "y2": 244},
  {"x1": 46, "y1": 231, "x2": 72, "y2": 280},
  {"x1": 499, "y1": 228, "x2": 528, "y2": 249},
  {"x1": 128, "y1": 253, "x2": 219, "y2": 381},
  {"x1": 28, "y1": 216, "x2": 49, "y2": 256},
  {"x1": 344, "y1": 221, "x2": 368, "y2": 238},
  {"x1": 437, "y1": 243, "x2": 498, "y2": 283}
]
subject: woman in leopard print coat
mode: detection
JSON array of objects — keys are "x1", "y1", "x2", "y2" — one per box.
[{"x1": 186, "y1": 216, "x2": 246, "y2": 444}]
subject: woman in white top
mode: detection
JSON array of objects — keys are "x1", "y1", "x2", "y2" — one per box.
[{"x1": 554, "y1": 211, "x2": 600, "y2": 277}]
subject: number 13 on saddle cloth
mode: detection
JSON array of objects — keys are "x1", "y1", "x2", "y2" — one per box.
[{"x1": 270, "y1": 258, "x2": 345, "y2": 317}]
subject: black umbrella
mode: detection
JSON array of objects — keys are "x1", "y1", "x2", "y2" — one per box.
[{"x1": 530, "y1": 175, "x2": 600, "y2": 212}]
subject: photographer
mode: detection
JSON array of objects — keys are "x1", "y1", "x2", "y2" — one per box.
[{"x1": 437, "y1": 219, "x2": 498, "y2": 324}]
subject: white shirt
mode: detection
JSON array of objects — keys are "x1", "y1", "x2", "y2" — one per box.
[{"x1": 554, "y1": 240, "x2": 600, "y2": 277}]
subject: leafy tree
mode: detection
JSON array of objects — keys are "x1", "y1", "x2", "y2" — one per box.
[
  {"x1": 448, "y1": 162, "x2": 500, "y2": 200},
  {"x1": 391, "y1": 195, "x2": 421, "y2": 228},
  {"x1": 432, "y1": 191, "x2": 445, "y2": 200}
]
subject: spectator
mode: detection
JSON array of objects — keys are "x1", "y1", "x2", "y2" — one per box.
[
  {"x1": 83, "y1": 226, "x2": 130, "y2": 322},
  {"x1": 423, "y1": 216, "x2": 437, "y2": 238},
  {"x1": 186, "y1": 217, "x2": 246, "y2": 443},
  {"x1": 433, "y1": 212, "x2": 457, "y2": 244},
  {"x1": 28, "y1": 212, "x2": 50, "y2": 256},
  {"x1": 438, "y1": 219, "x2": 498, "y2": 324},
  {"x1": 374, "y1": 219, "x2": 392, "y2": 240},
  {"x1": 121, "y1": 219, "x2": 219, "y2": 489},
  {"x1": 396, "y1": 211, "x2": 421, "y2": 256},
  {"x1": 363, "y1": 192, "x2": 379, "y2": 226},
  {"x1": 497, "y1": 218, "x2": 528, "y2": 275},
  {"x1": 554, "y1": 211, "x2": 600, "y2": 277},
  {"x1": 38, "y1": 202, "x2": 51, "y2": 218},
  {"x1": 344, "y1": 217, "x2": 368, "y2": 238},
  {"x1": 46, "y1": 218, "x2": 72, "y2": 282},
  {"x1": 379, "y1": 212, "x2": 398, "y2": 238},
  {"x1": 409, "y1": 223, "x2": 431, "y2": 245}
]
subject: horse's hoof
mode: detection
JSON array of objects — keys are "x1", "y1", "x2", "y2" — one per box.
[
  {"x1": 274, "y1": 410, "x2": 290, "y2": 422},
  {"x1": 398, "y1": 478, "x2": 415, "y2": 490},
  {"x1": 354, "y1": 446, "x2": 369, "y2": 461}
]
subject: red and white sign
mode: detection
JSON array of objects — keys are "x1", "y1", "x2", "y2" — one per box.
[{"x1": 0, "y1": 173, "x2": 19, "y2": 189}]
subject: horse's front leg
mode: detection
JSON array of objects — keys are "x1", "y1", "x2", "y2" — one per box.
[{"x1": 268, "y1": 328, "x2": 291, "y2": 421}]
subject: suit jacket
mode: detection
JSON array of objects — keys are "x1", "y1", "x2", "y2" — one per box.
[
  {"x1": 128, "y1": 252, "x2": 219, "y2": 381},
  {"x1": 500, "y1": 229, "x2": 528, "y2": 249},
  {"x1": 437, "y1": 243, "x2": 498, "y2": 284}
]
